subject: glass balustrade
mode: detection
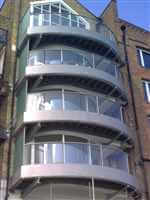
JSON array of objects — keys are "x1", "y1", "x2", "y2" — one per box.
[
  {"x1": 26, "y1": 90, "x2": 122, "y2": 121},
  {"x1": 18, "y1": 4, "x2": 117, "y2": 46},
  {"x1": 24, "y1": 142, "x2": 129, "y2": 172},
  {"x1": 28, "y1": 49, "x2": 121, "y2": 81}
]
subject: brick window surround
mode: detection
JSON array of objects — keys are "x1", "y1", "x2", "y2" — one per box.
[
  {"x1": 143, "y1": 80, "x2": 150, "y2": 103},
  {"x1": 138, "y1": 48, "x2": 150, "y2": 68}
]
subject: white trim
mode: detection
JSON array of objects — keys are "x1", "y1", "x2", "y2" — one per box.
[
  {"x1": 138, "y1": 48, "x2": 150, "y2": 68},
  {"x1": 143, "y1": 80, "x2": 150, "y2": 103},
  {"x1": 0, "y1": 47, "x2": 5, "y2": 75},
  {"x1": 30, "y1": 0, "x2": 89, "y2": 29}
]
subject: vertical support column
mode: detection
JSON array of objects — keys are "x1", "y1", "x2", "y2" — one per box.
[
  {"x1": 50, "y1": 184, "x2": 53, "y2": 200},
  {"x1": 89, "y1": 144, "x2": 92, "y2": 165},
  {"x1": 31, "y1": 143, "x2": 35, "y2": 164},
  {"x1": 92, "y1": 177, "x2": 95, "y2": 200}
]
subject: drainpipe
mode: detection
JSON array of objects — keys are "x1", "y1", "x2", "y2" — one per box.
[
  {"x1": 5, "y1": 0, "x2": 22, "y2": 199},
  {"x1": 120, "y1": 25, "x2": 149, "y2": 200}
]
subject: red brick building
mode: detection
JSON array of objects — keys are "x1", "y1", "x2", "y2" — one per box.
[{"x1": 0, "y1": 0, "x2": 150, "y2": 199}]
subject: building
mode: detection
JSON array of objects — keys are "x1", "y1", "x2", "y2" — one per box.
[{"x1": 0, "y1": 0, "x2": 149, "y2": 199}]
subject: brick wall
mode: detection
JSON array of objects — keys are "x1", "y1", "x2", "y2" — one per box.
[{"x1": 102, "y1": 0, "x2": 150, "y2": 199}]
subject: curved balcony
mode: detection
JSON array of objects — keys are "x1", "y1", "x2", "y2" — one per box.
[
  {"x1": 25, "y1": 48, "x2": 126, "y2": 100},
  {"x1": 15, "y1": 89, "x2": 133, "y2": 142},
  {"x1": 24, "y1": 142, "x2": 129, "y2": 172},
  {"x1": 18, "y1": 8, "x2": 121, "y2": 62},
  {"x1": 11, "y1": 142, "x2": 139, "y2": 193}
]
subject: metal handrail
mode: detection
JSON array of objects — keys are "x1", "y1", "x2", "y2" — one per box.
[
  {"x1": 18, "y1": 8, "x2": 117, "y2": 45},
  {"x1": 24, "y1": 142, "x2": 129, "y2": 173},
  {"x1": 26, "y1": 89, "x2": 123, "y2": 121},
  {"x1": 28, "y1": 48, "x2": 122, "y2": 82}
]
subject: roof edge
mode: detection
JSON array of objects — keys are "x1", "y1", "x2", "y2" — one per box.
[
  {"x1": 75, "y1": 0, "x2": 97, "y2": 18},
  {"x1": 100, "y1": 0, "x2": 118, "y2": 18},
  {"x1": 118, "y1": 18, "x2": 150, "y2": 33}
]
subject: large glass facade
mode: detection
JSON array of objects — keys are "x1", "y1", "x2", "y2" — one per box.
[
  {"x1": 26, "y1": 89, "x2": 122, "y2": 121},
  {"x1": 30, "y1": 2, "x2": 87, "y2": 29},
  {"x1": 24, "y1": 182, "x2": 135, "y2": 200}
]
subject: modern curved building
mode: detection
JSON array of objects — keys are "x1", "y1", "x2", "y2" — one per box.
[{"x1": 5, "y1": 0, "x2": 142, "y2": 199}]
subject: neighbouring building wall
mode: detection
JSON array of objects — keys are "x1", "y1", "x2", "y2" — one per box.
[{"x1": 101, "y1": 0, "x2": 150, "y2": 199}]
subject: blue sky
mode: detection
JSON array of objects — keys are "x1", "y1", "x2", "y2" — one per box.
[
  {"x1": 0, "y1": 0, "x2": 149, "y2": 31},
  {"x1": 79, "y1": 0, "x2": 150, "y2": 31}
]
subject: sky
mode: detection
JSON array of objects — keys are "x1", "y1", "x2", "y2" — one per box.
[
  {"x1": 79, "y1": 0, "x2": 150, "y2": 31},
  {"x1": 0, "y1": 0, "x2": 149, "y2": 31}
]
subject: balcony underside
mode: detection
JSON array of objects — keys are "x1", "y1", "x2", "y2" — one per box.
[
  {"x1": 19, "y1": 25, "x2": 122, "y2": 65},
  {"x1": 25, "y1": 65, "x2": 126, "y2": 102},
  {"x1": 10, "y1": 164, "x2": 139, "y2": 196},
  {"x1": 15, "y1": 111, "x2": 133, "y2": 145}
]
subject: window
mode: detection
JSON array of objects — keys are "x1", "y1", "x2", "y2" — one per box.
[
  {"x1": 0, "y1": 47, "x2": 5, "y2": 75},
  {"x1": 143, "y1": 80, "x2": 150, "y2": 103},
  {"x1": 30, "y1": 1, "x2": 89, "y2": 29},
  {"x1": 138, "y1": 48, "x2": 150, "y2": 68}
]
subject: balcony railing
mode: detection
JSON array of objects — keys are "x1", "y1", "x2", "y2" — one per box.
[
  {"x1": 26, "y1": 89, "x2": 122, "y2": 121},
  {"x1": 28, "y1": 48, "x2": 122, "y2": 83},
  {"x1": 24, "y1": 142, "x2": 129, "y2": 172},
  {"x1": 18, "y1": 8, "x2": 117, "y2": 48}
]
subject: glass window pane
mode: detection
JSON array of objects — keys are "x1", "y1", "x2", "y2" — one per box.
[
  {"x1": 35, "y1": 135, "x2": 62, "y2": 143},
  {"x1": 101, "y1": 59, "x2": 116, "y2": 76},
  {"x1": 84, "y1": 54, "x2": 93, "y2": 68},
  {"x1": 65, "y1": 143, "x2": 89, "y2": 164},
  {"x1": 61, "y1": 16, "x2": 70, "y2": 26},
  {"x1": 41, "y1": 91, "x2": 62, "y2": 111},
  {"x1": 65, "y1": 135, "x2": 88, "y2": 143},
  {"x1": 91, "y1": 144, "x2": 101, "y2": 165},
  {"x1": 43, "y1": 5, "x2": 50, "y2": 25},
  {"x1": 51, "y1": 14, "x2": 59, "y2": 25},
  {"x1": 79, "y1": 23, "x2": 86, "y2": 29},
  {"x1": 88, "y1": 96, "x2": 97, "y2": 113},
  {"x1": 52, "y1": 144, "x2": 63, "y2": 163},
  {"x1": 53, "y1": 183, "x2": 90, "y2": 200},
  {"x1": 100, "y1": 97, "x2": 121, "y2": 120},
  {"x1": 24, "y1": 144, "x2": 31, "y2": 165},
  {"x1": 51, "y1": 4, "x2": 59, "y2": 25},
  {"x1": 63, "y1": 50, "x2": 83, "y2": 66},
  {"x1": 45, "y1": 50, "x2": 61, "y2": 64},
  {"x1": 103, "y1": 146, "x2": 128, "y2": 171},
  {"x1": 33, "y1": 5, "x2": 41, "y2": 26},
  {"x1": 143, "y1": 51, "x2": 150, "y2": 68},
  {"x1": 27, "y1": 91, "x2": 62, "y2": 112},
  {"x1": 95, "y1": 56, "x2": 116, "y2": 76},
  {"x1": 51, "y1": 4, "x2": 59, "y2": 13},
  {"x1": 35, "y1": 144, "x2": 44, "y2": 164},
  {"x1": 27, "y1": 94, "x2": 44, "y2": 111},
  {"x1": 79, "y1": 19, "x2": 86, "y2": 29},
  {"x1": 33, "y1": 5, "x2": 41, "y2": 14},
  {"x1": 71, "y1": 14, "x2": 77, "y2": 27},
  {"x1": 64, "y1": 91, "x2": 86, "y2": 111},
  {"x1": 143, "y1": 82, "x2": 148, "y2": 102},
  {"x1": 47, "y1": 144, "x2": 53, "y2": 163},
  {"x1": 61, "y1": 9, "x2": 69, "y2": 26},
  {"x1": 33, "y1": 15, "x2": 40, "y2": 26},
  {"x1": 43, "y1": 4, "x2": 49, "y2": 14},
  {"x1": 29, "y1": 51, "x2": 44, "y2": 65},
  {"x1": 94, "y1": 54, "x2": 102, "y2": 69}
]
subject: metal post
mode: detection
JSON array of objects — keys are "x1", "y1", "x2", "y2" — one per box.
[{"x1": 92, "y1": 177, "x2": 95, "y2": 200}]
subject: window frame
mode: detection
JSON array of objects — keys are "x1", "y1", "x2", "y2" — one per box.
[
  {"x1": 143, "y1": 80, "x2": 150, "y2": 103},
  {"x1": 30, "y1": 0, "x2": 89, "y2": 29},
  {"x1": 138, "y1": 48, "x2": 150, "y2": 68}
]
